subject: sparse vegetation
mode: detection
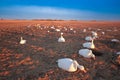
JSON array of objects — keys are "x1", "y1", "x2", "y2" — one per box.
[{"x1": 0, "y1": 20, "x2": 120, "y2": 80}]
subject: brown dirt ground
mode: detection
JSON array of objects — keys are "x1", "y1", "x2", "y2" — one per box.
[{"x1": 0, "y1": 20, "x2": 120, "y2": 80}]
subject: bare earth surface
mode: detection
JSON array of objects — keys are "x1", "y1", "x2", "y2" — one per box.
[{"x1": 0, "y1": 20, "x2": 120, "y2": 80}]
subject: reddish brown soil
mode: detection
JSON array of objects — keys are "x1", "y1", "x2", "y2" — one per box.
[{"x1": 0, "y1": 20, "x2": 120, "y2": 80}]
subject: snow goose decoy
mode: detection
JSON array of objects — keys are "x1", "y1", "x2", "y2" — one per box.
[
  {"x1": 78, "y1": 49, "x2": 95, "y2": 60},
  {"x1": 58, "y1": 32, "x2": 65, "y2": 42},
  {"x1": 116, "y1": 52, "x2": 120, "y2": 55},
  {"x1": 57, "y1": 58, "x2": 86, "y2": 72},
  {"x1": 101, "y1": 32, "x2": 105, "y2": 35},
  {"x1": 70, "y1": 28, "x2": 73, "y2": 31},
  {"x1": 56, "y1": 29, "x2": 61, "y2": 32},
  {"x1": 83, "y1": 29, "x2": 86, "y2": 32},
  {"x1": 19, "y1": 37, "x2": 26, "y2": 44},
  {"x1": 73, "y1": 30, "x2": 76, "y2": 33},
  {"x1": 111, "y1": 39, "x2": 120, "y2": 43},
  {"x1": 111, "y1": 39, "x2": 120, "y2": 46},
  {"x1": 83, "y1": 39, "x2": 95, "y2": 49},
  {"x1": 92, "y1": 31, "x2": 98, "y2": 39}
]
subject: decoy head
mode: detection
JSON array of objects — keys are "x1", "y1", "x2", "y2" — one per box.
[
  {"x1": 77, "y1": 65, "x2": 87, "y2": 73},
  {"x1": 61, "y1": 32, "x2": 63, "y2": 36},
  {"x1": 91, "y1": 38, "x2": 94, "y2": 42},
  {"x1": 73, "y1": 60, "x2": 87, "y2": 73},
  {"x1": 91, "y1": 54, "x2": 96, "y2": 60},
  {"x1": 89, "y1": 50, "x2": 95, "y2": 60}
]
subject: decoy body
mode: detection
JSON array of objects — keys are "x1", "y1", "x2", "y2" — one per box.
[
  {"x1": 83, "y1": 39, "x2": 95, "y2": 49},
  {"x1": 79, "y1": 49, "x2": 95, "y2": 59},
  {"x1": 19, "y1": 37, "x2": 26, "y2": 44},
  {"x1": 57, "y1": 58, "x2": 86, "y2": 72},
  {"x1": 58, "y1": 33, "x2": 65, "y2": 42}
]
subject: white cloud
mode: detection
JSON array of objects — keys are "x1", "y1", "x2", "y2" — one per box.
[{"x1": 0, "y1": 6, "x2": 120, "y2": 20}]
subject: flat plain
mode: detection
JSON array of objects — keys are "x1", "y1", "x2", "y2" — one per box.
[{"x1": 0, "y1": 20, "x2": 120, "y2": 80}]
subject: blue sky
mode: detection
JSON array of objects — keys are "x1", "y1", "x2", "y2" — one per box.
[{"x1": 0, "y1": 0, "x2": 120, "y2": 20}]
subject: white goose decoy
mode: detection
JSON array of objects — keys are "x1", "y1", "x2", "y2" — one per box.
[
  {"x1": 97, "y1": 28, "x2": 101, "y2": 31},
  {"x1": 101, "y1": 32, "x2": 105, "y2": 35},
  {"x1": 70, "y1": 28, "x2": 73, "y2": 31},
  {"x1": 83, "y1": 39, "x2": 95, "y2": 49},
  {"x1": 85, "y1": 36, "x2": 93, "y2": 41},
  {"x1": 83, "y1": 29, "x2": 86, "y2": 32},
  {"x1": 47, "y1": 30, "x2": 50, "y2": 33},
  {"x1": 78, "y1": 49, "x2": 95, "y2": 59},
  {"x1": 19, "y1": 37, "x2": 26, "y2": 44},
  {"x1": 56, "y1": 29, "x2": 61, "y2": 32},
  {"x1": 51, "y1": 26, "x2": 55, "y2": 29},
  {"x1": 73, "y1": 30, "x2": 76, "y2": 33},
  {"x1": 64, "y1": 27, "x2": 67, "y2": 31},
  {"x1": 27, "y1": 25, "x2": 31, "y2": 28},
  {"x1": 92, "y1": 31, "x2": 98, "y2": 39},
  {"x1": 111, "y1": 39, "x2": 120, "y2": 43},
  {"x1": 58, "y1": 33, "x2": 65, "y2": 42},
  {"x1": 57, "y1": 58, "x2": 86, "y2": 72},
  {"x1": 116, "y1": 52, "x2": 120, "y2": 55}
]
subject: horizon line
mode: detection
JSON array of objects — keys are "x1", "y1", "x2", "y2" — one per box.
[{"x1": 1, "y1": 18, "x2": 120, "y2": 22}]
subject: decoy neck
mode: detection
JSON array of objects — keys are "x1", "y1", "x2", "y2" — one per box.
[
  {"x1": 73, "y1": 60, "x2": 78, "y2": 68},
  {"x1": 91, "y1": 39, "x2": 94, "y2": 44},
  {"x1": 73, "y1": 60, "x2": 86, "y2": 73},
  {"x1": 60, "y1": 33, "x2": 64, "y2": 38},
  {"x1": 60, "y1": 35, "x2": 63, "y2": 38},
  {"x1": 21, "y1": 37, "x2": 23, "y2": 40},
  {"x1": 91, "y1": 54, "x2": 95, "y2": 60}
]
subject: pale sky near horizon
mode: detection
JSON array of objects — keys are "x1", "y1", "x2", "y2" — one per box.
[{"x1": 0, "y1": 0, "x2": 120, "y2": 20}]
